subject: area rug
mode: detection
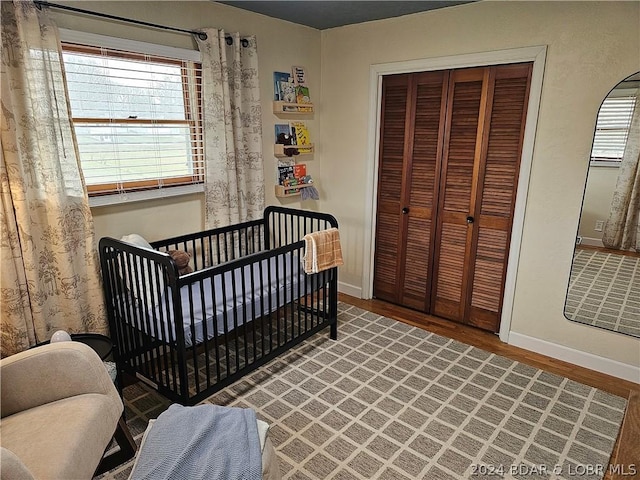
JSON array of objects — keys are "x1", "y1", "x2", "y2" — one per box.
[
  {"x1": 566, "y1": 248, "x2": 640, "y2": 337},
  {"x1": 98, "y1": 302, "x2": 627, "y2": 480}
]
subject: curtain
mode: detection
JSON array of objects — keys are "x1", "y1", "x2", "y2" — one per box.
[
  {"x1": 0, "y1": 1, "x2": 107, "y2": 356},
  {"x1": 196, "y1": 30, "x2": 264, "y2": 229},
  {"x1": 602, "y1": 94, "x2": 640, "y2": 251}
]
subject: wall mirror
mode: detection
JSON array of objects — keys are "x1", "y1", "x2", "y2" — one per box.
[{"x1": 564, "y1": 71, "x2": 640, "y2": 337}]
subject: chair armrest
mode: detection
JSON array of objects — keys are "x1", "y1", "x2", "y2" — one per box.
[
  {"x1": 1, "y1": 447, "x2": 35, "y2": 480},
  {"x1": 1, "y1": 342, "x2": 122, "y2": 418}
]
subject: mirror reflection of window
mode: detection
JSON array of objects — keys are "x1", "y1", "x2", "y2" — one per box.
[
  {"x1": 565, "y1": 71, "x2": 640, "y2": 338},
  {"x1": 590, "y1": 91, "x2": 637, "y2": 166}
]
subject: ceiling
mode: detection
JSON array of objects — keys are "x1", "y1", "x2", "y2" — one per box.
[{"x1": 217, "y1": 1, "x2": 474, "y2": 30}]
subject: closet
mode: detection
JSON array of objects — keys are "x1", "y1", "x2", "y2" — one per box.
[{"x1": 373, "y1": 63, "x2": 532, "y2": 333}]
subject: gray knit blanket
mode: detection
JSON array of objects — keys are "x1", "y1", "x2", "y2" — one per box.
[{"x1": 129, "y1": 404, "x2": 262, "y2": 480}]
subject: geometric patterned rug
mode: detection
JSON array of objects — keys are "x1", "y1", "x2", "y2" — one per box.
[
  {"x1": 97, "y1": 302, "x2": 627, "y2": 480},
  {"x1": 566, "y1": 248, "x2": 640, "y2": 337}
]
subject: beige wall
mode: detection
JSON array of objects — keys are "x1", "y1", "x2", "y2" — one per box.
[
  {"x1": 319, "y1": 1, "x2": 640, "y2": 366},
  {"x1": 51, "y1": 1, "x2": 322, "y2": 240},
  {"x1": 578, "y1": 166, "x2": 618, "y2": 242}
]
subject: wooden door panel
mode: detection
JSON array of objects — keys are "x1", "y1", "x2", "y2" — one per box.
[
  {"x1": 433, "y1": 223, "x2": 467, "y2": 319},
  {"x1": 400, "y1": 71, "x2": 447, "y2": 311},
  {"x1": 374, "y1": 75, "x2": 409, "y2": 303},
  {"x1": 441, "y1": 79, "x2": 483, "y2": 214},
  {"x1": 431, "y1": 69, "x2": 486, "y2": 322},
  {"x1": 402, "y1": 216, "x2": 432, "y2": 310},
  {"x1": 469, "y1": 228, "x2": 508, "y2": 316},
  {"x1": 409, "y1": 73, "x2": 447, "y2": 211},
  {"x1": 479, "y1": 70, "x2": 531, "y2": 219},
  {"x1": 469, "y1": 63, "x2": 532, "y2": 331},
  {"x1": 374, "y1": 211, "x2": 402, "y2": 300}
]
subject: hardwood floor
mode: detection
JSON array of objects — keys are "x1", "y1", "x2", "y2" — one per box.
[{"x1": 338, "y1": 293, "x2": 640, "y2": 479}]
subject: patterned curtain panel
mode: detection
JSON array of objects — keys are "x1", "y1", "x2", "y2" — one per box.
[
  {"x1": 0, "y1": 1, "x2": 107, "y2": 356},
  {"x1": 603, "y1": 95, "x2": 640, "y2": 252},
  {"x1": 196, "y1": 30, "x2": 264, "y2": 229}
]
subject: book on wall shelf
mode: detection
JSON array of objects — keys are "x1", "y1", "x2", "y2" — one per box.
[
  {"x1": 274, "y1": 123, "x2": 292, "y2": 142},
  {"x1": 293, "y1": 163, "x2": 306, "y2": 179},
  {"x1": 273, "y1": 71, "x2": 292, "y2": 101},
  {"x1": 291, "y1": 121, "x2": 312, "y2": 154},
  {"x1": 277, "y1": 165, "x2": 295, "y2": 186},
  {"x1": 295, "y1": 86, "x2": 312, "y2": 112},
  {"x1": 292, "y1": 66, "x2": 307, "y2": 86},
  {"x1": 280, "y1": 81, "x2": 297, "y2": 103}
]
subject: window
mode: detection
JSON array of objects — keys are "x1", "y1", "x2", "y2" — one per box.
[
  {"x1": 62, "y1": 43, "x2": 203, "y2": 196},
  {"x1": 590, "y1": 90, "x2": 637, "y2": 165}
]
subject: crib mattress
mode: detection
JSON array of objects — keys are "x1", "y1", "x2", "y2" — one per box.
[{"x1": 150, "y1": 253, "x2": 320, "y2": 347}]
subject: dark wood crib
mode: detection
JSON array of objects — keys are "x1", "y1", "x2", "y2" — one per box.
[{"x1": 99, "y1": 206, "x2": 338, "y2": 405}]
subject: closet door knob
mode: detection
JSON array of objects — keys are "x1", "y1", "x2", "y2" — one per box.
[
  {"x1": 466, "y1": 216, "x2": 474, "y2": 224},
  {"x1": 402, "y1": 207, "x2": 410, "y2": 214}
]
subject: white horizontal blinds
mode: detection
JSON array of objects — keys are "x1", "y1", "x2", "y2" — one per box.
[
  {"x1": 591, "y1": 95, "x2": 637, "y2": 162},
  {"x1": 62, "y1": 43, "x2": 203, "y2": 195}
]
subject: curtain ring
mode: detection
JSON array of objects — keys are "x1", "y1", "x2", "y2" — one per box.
[
  {"x1": 196, "y1": 32, "x2": 208, "y2": 41},
  {"x1": 241, "y1": 38, "x2": 249, "y2": 48},
  {"x1": 225, "y1": 36, "x2": 233, "y2": 46}
]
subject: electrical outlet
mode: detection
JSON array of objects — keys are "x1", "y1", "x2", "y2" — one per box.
[{"x1": 594, "y1": 220, "x2": 604, "y2": 232}]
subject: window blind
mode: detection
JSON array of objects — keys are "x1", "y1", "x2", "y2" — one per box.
[
  {"x1": 62, "y1": 43, "x2": 203, "y2": 195},
  {"x1": 591, "y1": 95, "x2": 637, "y2": 163}
]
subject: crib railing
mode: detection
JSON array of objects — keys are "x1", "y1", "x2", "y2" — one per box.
[{"x1": 152, "y1": 219, "x2": 265, "y2": 271}]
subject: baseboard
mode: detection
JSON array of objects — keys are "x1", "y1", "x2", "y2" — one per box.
[
  {"x1": 509, "y1": 332, "x2": 640, "y2": 383},
  {"x1": 338, "y1": 282, "x2": 362, "y2": 298},
  {"x1": 579, "y1": 237, "x2": 604, "y2": 247}
]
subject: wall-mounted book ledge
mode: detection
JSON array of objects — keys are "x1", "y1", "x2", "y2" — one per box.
[
  {"x1": 275, "y1": 183, "x2": 315, "y2": 198},
  {"x1": 274, "y1": 143, "x2": 314, "y2": 157},
  {"x1": 273, "y1": 101, "x2": 314, "y2": 114}
]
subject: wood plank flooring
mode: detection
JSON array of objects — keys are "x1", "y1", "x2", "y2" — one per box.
[{"x1": 338, "y1": 293, "x2": 640, "y2": 479}]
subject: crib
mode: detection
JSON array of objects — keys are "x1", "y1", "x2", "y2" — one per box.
[{"x1": 99, "y1": 207, "x2": 339, "y2": 405}]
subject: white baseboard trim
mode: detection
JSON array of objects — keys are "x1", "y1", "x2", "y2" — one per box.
[
  {"x1": 509, "y1": 332, "x2": 640, "y2": 383},
  {"x1": 579, "y1": 237, "x2": 604, "y2": 247},
  {"x1": 338, "y1": 282, "x2": 362, "y2": 298}
]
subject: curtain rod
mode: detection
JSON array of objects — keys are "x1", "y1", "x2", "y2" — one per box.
[{"x1": 34, "y1": 1, "x2": 209, "y2": 41}]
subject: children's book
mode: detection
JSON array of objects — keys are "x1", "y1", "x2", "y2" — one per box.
[
  {"x1": 293, "y1": 163, "x2": 307, "y2": 179},
  {"x1": 292, "y1": 66, "x2": 307, "y2": 86},
  {"x1": 277, "y1": 165, "x2": 294, "y2": 185},
  {"x1": 295, "y1": 85, "x2": 311, "y2": 104},
  {"x1": 291, "y1": 121, "x2": 312, "y2": 154},
  {"x1": 273, "y1": 71, "x2": 291, "y2": 101},
  {"x1": 274, "y1": 124, "x2": 292, "y2": 143},
  {"x1": 280, "y1": 81, "x2": 296, "y2": 103}
]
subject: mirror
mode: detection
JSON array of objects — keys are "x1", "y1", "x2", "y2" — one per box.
[{"x1": 565, "y1": 71, "x2": 640, "y2": 337}]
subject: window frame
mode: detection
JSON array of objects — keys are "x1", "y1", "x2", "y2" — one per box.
[{"x1": 59, "y1": 30, "x2": 204, "y2": 199}]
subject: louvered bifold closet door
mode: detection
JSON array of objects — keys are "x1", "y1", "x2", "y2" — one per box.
[
  {"x1": 374, "y1": 72, "x2": 446, "y2": 308},
  {"x1": 374, "y1": 74, "x2": 410, "y2": 303},
  {"x1": 431, "y1": 68, "x2": 488, "y2": 322},
  {"x1": 401, "y1": 71, "x2": 448, "y2": 310},
  {"x1": 467, "y1": 63, "x2": 532, "y2": 331}
]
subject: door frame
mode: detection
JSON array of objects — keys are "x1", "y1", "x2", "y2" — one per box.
[{"x1": 362, "y1": 46, "x2": 547, "y2": 342}]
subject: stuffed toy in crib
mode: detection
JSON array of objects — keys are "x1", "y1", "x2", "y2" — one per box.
[{"x1": 168, "y1": 250, "x2": 193, "y2": 275}]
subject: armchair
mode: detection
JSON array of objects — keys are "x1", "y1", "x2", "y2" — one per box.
[{"x1": 1, "y1": 342, "x2": 136, "y2": 479}]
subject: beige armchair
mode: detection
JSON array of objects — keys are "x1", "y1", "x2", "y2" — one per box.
[{"x1": 0, "y1": 342, "x2": 136, "y2": 479}]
